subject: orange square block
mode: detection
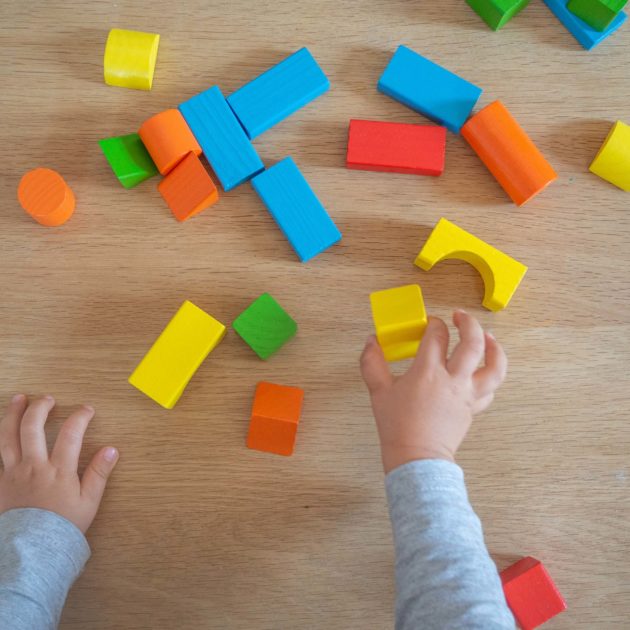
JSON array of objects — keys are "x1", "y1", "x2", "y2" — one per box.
[
  {"x1": 247, "y1": 382, "x2": 304, "y2": 456},
  {"x1": 158, "y1": 152, "x2": 219, "y2": 221}
]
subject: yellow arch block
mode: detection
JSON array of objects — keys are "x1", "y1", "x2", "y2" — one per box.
[
  {"x1": 414, "y1": 218, "x2": 527, "y2": 311},
  {"x1": 104, "y1": 28, "x2": 160, "y2": 90},
  {"x1": 589, "y1": 121, "x2": 630, "y2": 192}
]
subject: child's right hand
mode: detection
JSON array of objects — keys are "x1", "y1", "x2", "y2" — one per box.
[{"x1": 360, "y1": 310, "x2": 507, "y2": 474}]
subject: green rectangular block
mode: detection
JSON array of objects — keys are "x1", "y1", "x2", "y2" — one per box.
[
  {"x1": 99, "y1": 133, "x2": 158, "y2": 189},
  {"x1": 466, "y1": 0, "x2": 531, "y2": 29},
  {"x1": 567, "y1": 0, "x2": 627, "y2": 30}
]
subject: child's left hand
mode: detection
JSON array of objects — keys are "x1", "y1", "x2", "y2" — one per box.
[{"x1": 0, "y1": 394, "x2": 119, "y2": 533}]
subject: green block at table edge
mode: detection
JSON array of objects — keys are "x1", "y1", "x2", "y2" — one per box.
[
  {"x1": 466, "y1": 0, "x2": 531, "y2": 29},
  {"x1": 99, "y1": 133, "x2": 158, "y2": 189},
  {"x1": 567, "y1": 0, "x2": 627, "y2": 30}
]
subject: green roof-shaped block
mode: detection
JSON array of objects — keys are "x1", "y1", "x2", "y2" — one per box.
[
  {"x1": 466, "y1": 0, "x2": 531, "y2": 30},
  {"x1": 99, "y1": 133, "x2": 158, "y2": 189}
]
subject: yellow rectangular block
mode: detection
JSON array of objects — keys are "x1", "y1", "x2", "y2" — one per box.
[
  {"x1": 104, "y1": 28, "x2": 160, "y2": 91},
  {"x1": 370, "y1": 284, "x2": 428, "y2": 362},
  {"x1": 128, "y1": 300, "x2": 226, "y2": 409},
  {"x1": 589, "y1": 120, "x2": 630, "y2": 192}
]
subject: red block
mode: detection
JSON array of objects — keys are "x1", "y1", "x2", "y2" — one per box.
[
  {"x1": 501, "y1": 557, "x2": 567, "y2": 629},
  {"x1": 346, "y1": 119, "x2": 446, "y2": 176}
]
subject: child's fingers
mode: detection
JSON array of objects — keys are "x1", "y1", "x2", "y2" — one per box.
[
  {"x1": 0, "y1": 394, "x2": 28, "y2": 468},
  {"x1": 50, "y1": 405, "x2": 95, "y2": 471},
  {"x1": 447, "y1": 310, "x2": 486, "y2": 377},
  {"x1": 20, "y1": 395, "x2": 55, "y2": 463},
  {"x1": 81, "y1": 446, "x2": 119, "y2": 505},
  {"x1": 360, "y1": 335, "x2": 393, "y2": 394},
  {"x1": 473, "y1": 333, "x2": 508, "y2": 398},
  {"x1": 412, "y1": 317, "x2": 449, "y2": 370},
  {"x1": 472, "y1": 392, "x2": 495, "y2": 415}
]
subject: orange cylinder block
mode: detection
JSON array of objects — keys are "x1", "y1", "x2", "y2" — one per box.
[
  {"x1": 462, "y1": 100, "x2": 557, "y2": 206},
  {"x1": 17, "y1": 168, "x2": 76, "y2": 226}
]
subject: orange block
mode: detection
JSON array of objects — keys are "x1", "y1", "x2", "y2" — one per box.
[
  {"x1": 17, "y1": 168, "x2": 76, "y2": 226},
  {"x1": 461, "y1": 100, "x2": 557, "y2": 206},
  {"x1": 247, "y1": 382, "x2": 304, "y2": 456},
  {"x1": 158, "y1": 152, "x2": 219, "y2": 221},
  {"x1": 139, "y1": 109, "x2": 202, "y2": 175}
]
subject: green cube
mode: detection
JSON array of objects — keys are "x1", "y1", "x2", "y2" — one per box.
[
  {"x1": 466, "y1": 0, "x2": 531, "y2": 30},
  {"x1": 567, "y1": 0, "x2": 627, "y2": 31},
  {"x1": 232, "y1": 293, "x2": 297, "y2": 360},
  {"x1": 99, "y1": 133, "x2": 158, "y2": 189}
]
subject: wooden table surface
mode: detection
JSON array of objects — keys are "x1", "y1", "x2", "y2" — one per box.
[{"x1": 1, "y1": 1, "x2": 629, "y2": 628}]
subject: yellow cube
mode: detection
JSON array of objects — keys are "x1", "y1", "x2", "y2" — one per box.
[
  {"x1": 104, "y1": 28, "x2": 160, "y2": 90},
  {"x1": 589, "y1": 121, "x2": 630, "y2": 192},
  {"x1": 128, "y1": 301, "x2": 226, "y2": 409},
  {"x1": 370, "y1": 285, "x2": 428, "y2": 362}
]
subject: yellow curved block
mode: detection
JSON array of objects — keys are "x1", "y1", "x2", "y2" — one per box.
[
  {"x1": 370, "y1": 284, "x2": 427, "y2": 362},
  {"x1": 589, "y1": 121, "x2": 630, "y2": 192},
  {"x1": 414, "y1": 218, "x2": 527, "y2": 312},
  {"x1": 104, "y1": 28, "x2": 160, "y2": 90}
]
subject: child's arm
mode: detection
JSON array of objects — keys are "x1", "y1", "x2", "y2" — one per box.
[
  {"x1": 0, "y1": 395, "x2": 118, "y2": 629},
  {"x1": 361, "y1": 310, "x2": 515, "y2": 630}
]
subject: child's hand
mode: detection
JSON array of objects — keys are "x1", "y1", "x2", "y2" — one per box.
[
  {"x1": 0, "y1": 394, "x2": 119, "y2": 533},
  {"x1": 360, "y1": 310, "x2": 507, "y2": 474}
]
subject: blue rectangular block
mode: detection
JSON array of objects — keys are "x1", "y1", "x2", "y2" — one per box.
[
  {"x1": 227, "y1": 47, "x2": 330, "y2": 140},
  {"x1": 377, "y1": 45, "x2": 483, "y2": 134},
  {"x1": 251, "y1": 157, "x2": 342, "y2": 263},
  {"x1": 179, "y1": 86, "x2": 264, "y2": 191},
  {"x1": 542, "y1": 0, "x2": 626, "y2": 49}
]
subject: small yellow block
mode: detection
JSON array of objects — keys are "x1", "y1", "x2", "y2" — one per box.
[
  {"x1": 589, "y1": 121, "x2": 630, "y2": 192},
  {"x1": 370, "y1": 285, "x2": 428, "y2": 362},
  {"x1": 128, "y1": 301, "x2": 226, "y2": 409},
  {"x1": 104, "y1": 28, "x2": 160, "y2": 90},
  {"x1": 414, "y1": 218, "x2": 527, "y2": 312}
]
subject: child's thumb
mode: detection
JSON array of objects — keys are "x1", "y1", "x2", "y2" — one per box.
[{"x1": 360, "y1": 336, "x2": 392, "y2": 394}]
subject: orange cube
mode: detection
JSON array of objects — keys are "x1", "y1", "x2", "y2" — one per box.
[{"x1": 247, "y1": 382, "x2": 304, "y2": 456}]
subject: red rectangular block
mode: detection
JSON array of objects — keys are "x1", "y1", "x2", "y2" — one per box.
[{"x1": 346, "y1": 119, "x2": 446, "y2": 176}]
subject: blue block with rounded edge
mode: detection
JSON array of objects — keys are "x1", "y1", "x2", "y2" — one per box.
[
  {"x1": 179, "y1": 86, "x2": 264, "y2": 191},
  {"x1": 377, "y1": 45, "x2": 483, "y2": 134},
  {"x1": 227, "y1": 47, "x2": 330, "y2": 140},
  {"x1": 251, "y1": 157, "x2": 342, "y2": 263},
  {"x1": 542, "y1": 0, "x2": 627, "y2": 49}
]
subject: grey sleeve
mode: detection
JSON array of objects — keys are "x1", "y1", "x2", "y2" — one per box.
[
  {"x1": 385, "y1": 459, "x2": 515, "y2": 630},
  {"x1": 0, "y1": 508, "x2": 91, "y2": 630}
]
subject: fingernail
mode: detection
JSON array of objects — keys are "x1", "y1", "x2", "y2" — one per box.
[
  {"x1": 44, "y1": 395, "x2": 54, "y2": 402},
  {"x1": 83, "y1": 404, "x2": 95, "y2": 413},
  {"x1": 12, "y1": 393, "x2": 25, "y2": 403},
  {"x1": 103, "y1": 447, "x2": 118, "y2": 462},
  {"x1": 366, "y1": 335, "x2": 377, "y2": 346},
  {"x1": 456, "y1": 309, "x2": 467, "y2": 315},
  {"x1": 486, "y1": 331, "x2": 496, "y2": 340}
]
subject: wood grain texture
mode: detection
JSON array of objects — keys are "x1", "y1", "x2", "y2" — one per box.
[{"x1": 0, "y1": 1, "x2": 629, "y2": 628}]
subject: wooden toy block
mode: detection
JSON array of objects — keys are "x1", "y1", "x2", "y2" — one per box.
[
  {"x1": 346, "y1": 119, "x2": 446, "y2": 176},
  {"x1": 370, "y1": 285, "x2": 427, "y2": 362},
  {"x1": 227, "y1": 47, "x2": 330, "y2": 140},
  {"x1": 247, "y1": 382, "x2": 304, "y2": 456},
  {"x1": 103, "y1": 28, "x2": 160, "y2": 90},
  {"x1": 232, "y1": 293, "x2": 297, "y2": 360},
  {"x1": 461, "y1": 100, "x2": 557, "y2": 206},
  {"x1": 501, "y1": 557, "x2": 567, "y2": 629},
  {"x1": 251, "y1": 157, "x2": 342, "y2": 263},
  {"x1": 589, "y1": 120, "x2": 630, "y2": 191},
  {"x1": 466, "y1": 0, "x2": 531, "y2": 30},
  {"x1": 567, "y1": 0, "x2": 627, "y2": 30},
  {"x1": 179, "y1": 86, "x2": 264, "y2": 191},
  {"x1": 377, "y1": 45, "x2": 482, "y2": 134},
  {"x1": 128, "y1": 300, "x2": 226, "y2": 409},
  {"x1": 17, "y1": 168, "x2": 75, "y2": 227},
  {"x1": 157, "y1": 152, "x2": 219, "y2": 222},
  {"x1": 542, "y1": 0, "x2": 627, "y2": 49},
  {"x1": 415, "y1": 218, "x2": 528, "y2": 312},
  {"x1": 99, "y1": 133, "x2": 158, "y2": 189},
  {"x1": 138, "y1": 109, "x2": 202, "y2": 175}
]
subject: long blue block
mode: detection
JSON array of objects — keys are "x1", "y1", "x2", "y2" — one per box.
[
  {"x1": 179, "y1": 86, "x2": 264, "y2": 191},
  {"x1": 227, "y1": 48, "x2": 330, "y2": 140},
  {"x1": 542, "y1": 0, "x2": 627, "y2": 49},
  {"x1": 251, "y1": 157, "x2": 342, "y2": 263},
  {"x1": 378, "y1": 45, "x2": 483, "y2": 134}
]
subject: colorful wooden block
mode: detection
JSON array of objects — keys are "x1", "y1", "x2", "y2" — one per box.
[
  {"x1": 567, "y1": 0, "x2": 627, "y2": 30},
  {"x1": 466, "y1": 0, "x2": 531, "y2": 30},
  {"x1": 128, "y1": 300, "x2": 226, "y2": 409},
  {"x1": 589, "y1": 120, "x2": 630, "y2": 191},
  {"x1": 542, "y1": 0, "x2": 627, "y2": 49},
  {"x1": 247, "y1": 382, "x2": 304, "y2": 456},
  {"x1": 99, "y1": 133, "x2": 158, "y2": 189},
  {"x1": 251, "y1": 157, "x2": 342, "y2": 263},
  {"x1": 179, "y1": 86, "x2": 264, "y2": 191},
  {"x1": 461, "y1": 100, "x2": 557, "y2": 206},
  {"x1": 17, "y1": 168, "x2": 75, "y2": 227},
  {"x1": 346, "y1": 119, "x2": 446, "y2": 176},
  {"x1": 415, "y1": 218, "x2": 527, "y2": 312},
  {"x1": 103, "y1": 28, "x2": 160, "y2": 90},
  {"x1": 378, "y1": 45, "x2": 482, "y2": 134},
  {"x1": 501, "y1": 557, "x2": 567, "y2": 629},
  {"x1": 232, "y1": 293, "x2": 297, "y2": 360},
  {"x1": 227, "y1": 47, "x2": 330, "y2": 140},
  {"x1": 370, "y1": 285, "x2": 427, "y2": 362}
]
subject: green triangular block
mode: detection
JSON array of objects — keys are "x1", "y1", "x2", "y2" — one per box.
[
  {"x1": 466, "y1": 0, "x2": 531, "y2": 30},
  {"x1": 99, "y1": 133, "x2": 158, "y2": 189}
]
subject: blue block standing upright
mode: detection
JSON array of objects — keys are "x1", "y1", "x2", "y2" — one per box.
[
  {"x1": 179, "y1": 86, "x2": 264, "y2": 191},
  {"x1": 377, "y1": 45, "x2": 483, "y2": 134},
  {"x1": 227, "y1": 48, "x2": 330, "y2": 140},
  {"x1": 251, "y1": 157, "x2": 342, "y2": 263},
  {"x1": 542, "y1": 0, "x2": 627, "y2": 50}
]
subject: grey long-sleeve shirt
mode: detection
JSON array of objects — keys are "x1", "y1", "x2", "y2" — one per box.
[{"x1": 0, "y1": 460, "x2": 514, "y2": 629}]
